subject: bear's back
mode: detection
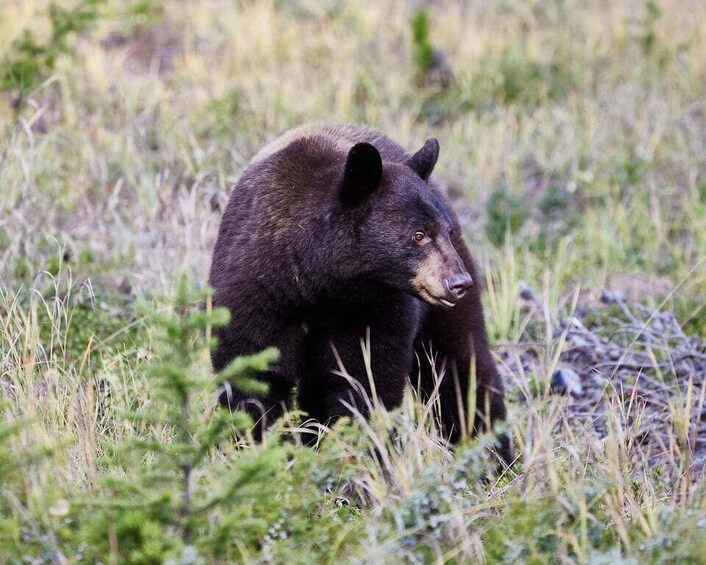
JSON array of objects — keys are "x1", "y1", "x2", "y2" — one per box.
[{"x1": 250, "y1": 122, "x2": 409, "y2": 167}]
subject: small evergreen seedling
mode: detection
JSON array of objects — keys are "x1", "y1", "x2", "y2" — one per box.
[
  {"x1": 79, "y1": 277, "x2": 284, "y2": 563},
  {"x1": 0, "y1": 401, "x2": 61, "y2": 560}
]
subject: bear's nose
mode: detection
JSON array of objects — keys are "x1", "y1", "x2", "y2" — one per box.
[{"x1": 445, "y1": 273, "x2": 473, "y2": 300}]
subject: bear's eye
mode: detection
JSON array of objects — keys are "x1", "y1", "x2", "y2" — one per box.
[{"x1": 413, "y1": 231, "x2": 426, "y2": 243}]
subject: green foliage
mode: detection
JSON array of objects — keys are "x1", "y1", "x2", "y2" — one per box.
[
  {"x1": 633, "y1": 508, "x2": 706, "y2": 563},
  {"x1": 480, "y1": 489, "x2": 706, "y2": 563},
  {"x1": 77, "y1": 276, "x2": 285, "y2": 563},
  {"x1": 616, "y1": 157, "x2": 650, "y2": 192},
  {"x1": 410, "y1": 8, "x2": 434, "y2": 75},
  {"x1": 495, "y1": 48, "x2": 545, "y2": 105},
  {"x1": 425, "y1": 47, "x2": 571, "y2": 119},
  {"x1": 1, "y1": 0, "x2": 105, "y2": 106},
  {"x1": 39, "y1": 287, "x2": 144, "y2": 369},
  {"x1": 0, "y1": 402, "x2": 60, "y2": 561},
  {"x1": 640, "y1": 0, "x2": 663, "y2": 56},
  {"x1": 125, "y1": 0, "x2": 161, "y2": 19},
  {"x1": 383, "y1": 441, "x2": 494, "y2": 557},
  {"x1": 483, "y1": 497, "x2": 565, "y2": 562},
  {"x1": 485, "y1": 185, "x2": 529, "y2": 247},
  {"x1": 528, "y1": 184, "x2": 583, "y2": 256},
  {"x1": 0, "y1": 406, "x2": 31, "y2": 548},
  {"x1": 583, "y1": 304, "x2": 625, "y2": 330},
  {"x1": 0, "y1": 404, "x2": 28, "y2": 481},
  {"x1": 673, "y1": 297, "x2": 706, "y2": 337},
  {"x1": 539, "y1": 184, "x2": 572, "y2": 218}
]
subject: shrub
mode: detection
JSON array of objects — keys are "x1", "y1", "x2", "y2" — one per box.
[
  {"x1": 78, "y1": 277, "x2": 285, "y2": 563},
  {"x1": 1, "y1": 0, "x2": 105, "y2": 108}
]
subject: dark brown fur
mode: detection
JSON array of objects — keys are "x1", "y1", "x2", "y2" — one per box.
[{"x1": 209, "y1": 123, "x2": 511, "y2": 463}]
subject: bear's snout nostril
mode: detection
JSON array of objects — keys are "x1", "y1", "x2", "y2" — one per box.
[{"x1": 446, "y1": 273, "x2": 473, "y2": 300}]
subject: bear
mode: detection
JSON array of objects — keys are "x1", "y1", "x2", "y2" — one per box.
[{"x1": 209, "y1": 123, "x2": 512, "y2": 464}]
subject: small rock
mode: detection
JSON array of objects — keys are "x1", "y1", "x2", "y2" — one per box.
[
  {"x1": 551, "y1": 367, "x2": 584, "y2": 398},
  {"x1": 590, "y1": 372, "x2": 608, "y2": 387},
  {"x1": 609, "y1": 349, "x2": 621, "y2": 360},
  {"x1": 569, "y1": 334, "x2": 590, "y2": 348},
  {"x1": 519, "y1": 280, "x2": 536, "y2": 302},
  {"x1": 600, "y1": 290, "x2": 624, "y2": 304},
  {"x1": 117, "y1": 277, "x2": 133, "y2": 295}
]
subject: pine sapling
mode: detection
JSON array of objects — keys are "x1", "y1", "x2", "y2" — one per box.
[{"x1": 79, "y1": 276, "x2": 284, "y2": 563}]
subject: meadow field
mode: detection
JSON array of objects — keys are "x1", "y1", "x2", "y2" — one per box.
[{"x1": 1, "y1": 0, "x2": 705, "y2": 562}]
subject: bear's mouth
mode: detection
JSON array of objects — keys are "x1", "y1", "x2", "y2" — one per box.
[{"x1": 416, "y1": 287, "x2": 457, "y2": 308}]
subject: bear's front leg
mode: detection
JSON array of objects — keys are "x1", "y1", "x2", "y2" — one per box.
[
  {"x1": 214, "y1": 315, "x2": 306, "y2": 440},
  {"x1": 298, "y1": 295, "x2": 419, "y2": 440}
]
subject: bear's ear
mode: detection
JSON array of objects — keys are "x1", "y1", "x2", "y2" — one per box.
[
  {"x1": 407, "y1": 138, "x2": 440, "y2": 181},
  {"x1": 339, "y1": 142, "x2": 383, "y2": 204}
]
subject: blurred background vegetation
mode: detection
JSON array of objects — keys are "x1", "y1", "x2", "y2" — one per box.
[{"x1": 1, "y1": 0, "x2": 705, "y2": 562}]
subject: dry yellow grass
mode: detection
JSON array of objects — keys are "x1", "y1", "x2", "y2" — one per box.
[{"x1": 1, "y1": 0, "x2": 706, "y2": 562}]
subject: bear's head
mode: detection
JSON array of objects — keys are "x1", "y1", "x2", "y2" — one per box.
[{"x1": 336, "y1": 138, "x2": 473, "y2": 308}]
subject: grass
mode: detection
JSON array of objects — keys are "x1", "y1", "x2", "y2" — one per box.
[{"x1": 1, "y1": 0, "x2": 705, "y2": 562}]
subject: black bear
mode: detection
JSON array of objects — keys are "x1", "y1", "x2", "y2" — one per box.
[{"x1": 209, "y1": 123, "x2": 511, "y2": 463}]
